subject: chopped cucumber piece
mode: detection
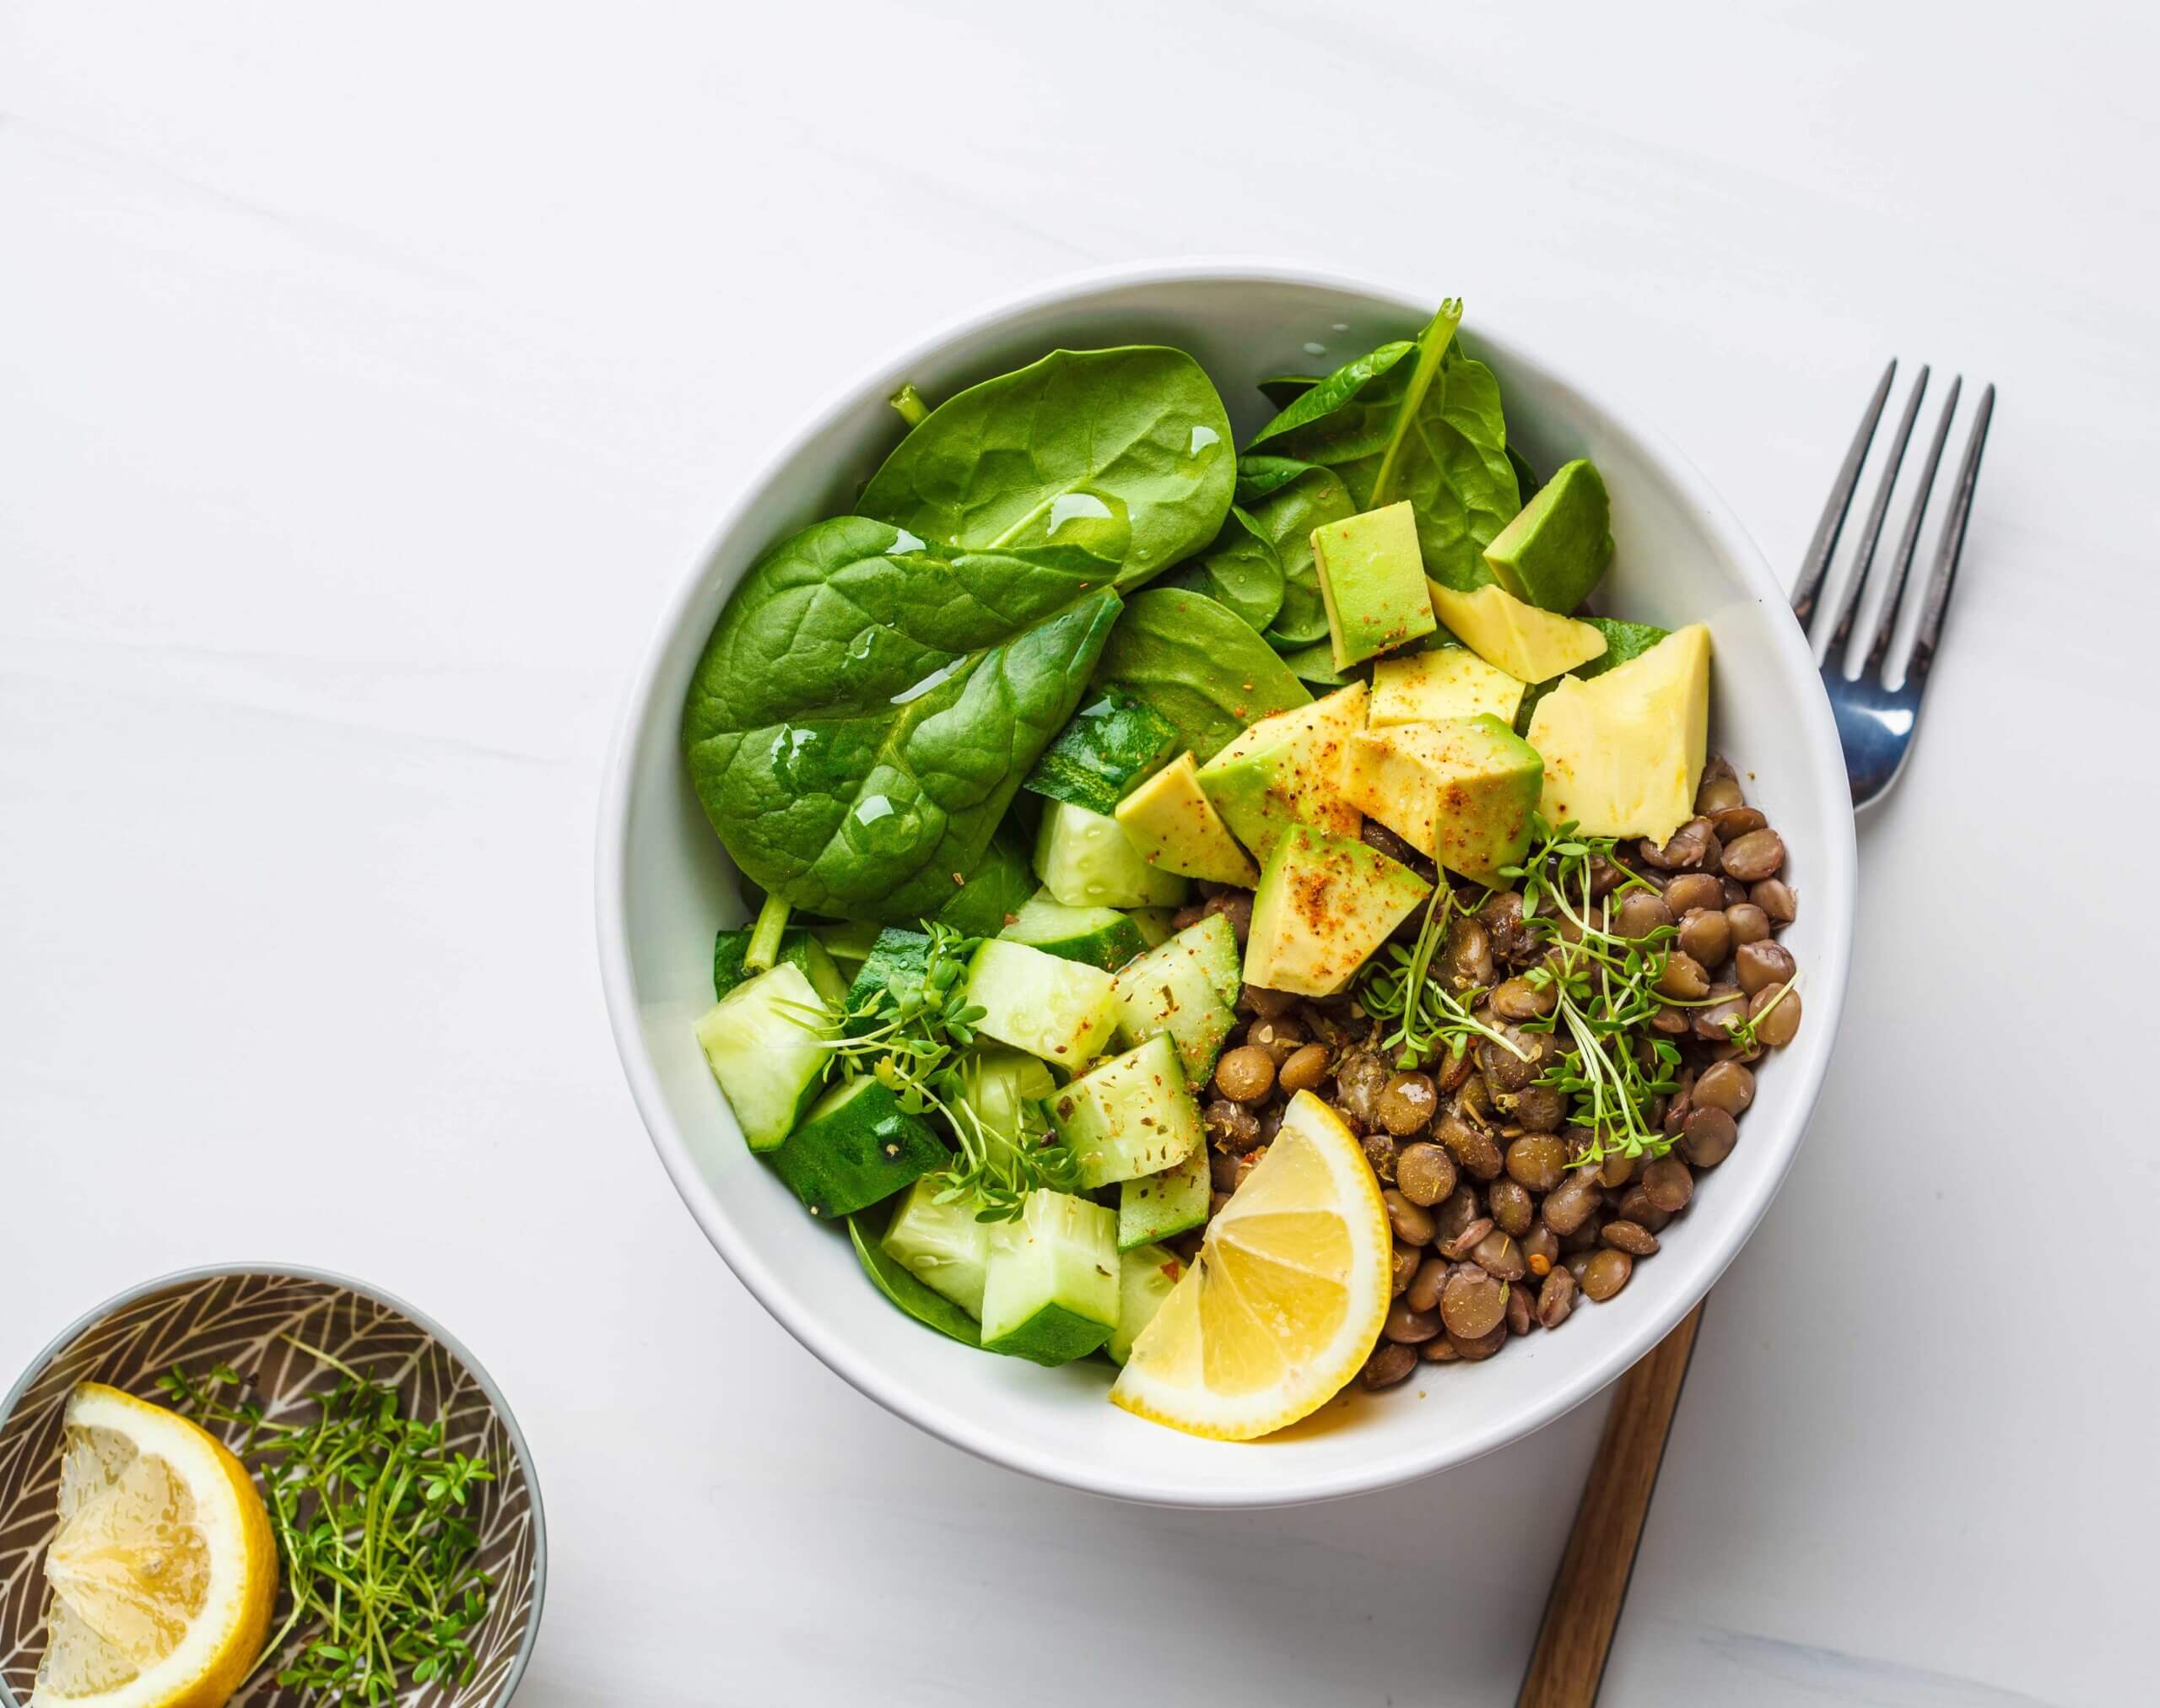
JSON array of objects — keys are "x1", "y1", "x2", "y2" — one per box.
[
  {"x1": 712, "y1": 927, "x2": 845, "y2": 1004},
  {"x1": 948, "y1": 1048, "x2": 1056, "y2": 1153},
  {"x1": 770, "y1": 1077, "x2": 947, "y2": 1219},
  {"x1": 882, "y1": 1178, "x2": 994, "y2": 1319},
  {"x1": 849, "y1": 1212, "x2": 980, "y2": 1346},
  {"x1": 1110, "y1": 912, "x2": 1242, "y2": 1084},
  {"x1": 979, "y1": 1189, "x2": 1120, "y2": 1365},
  {"x1": 1127, "y1": 906, "x2": 1178, "y2": 949},
  {"x1": 1118, "y1": 1144, "x2": 1211, "y2": 1250},
  {"x1": 1034, "y1": 801, "x2": 1190, "y2": 911},
  {"x1": 1049, "y1": 1032, "x2": 1204, "y2": 1190},
  {"x1": 840, "y1": 927, "x2": 930, "y2": 1035},
  {"x1": 814, "y1": 918, "x2": 885, "y2": 967},
  {"x1": 1023, "y1": 689, "x2": 1180, "y2": 816},
  {"x1": 1109, "y1": 1243, "x2": 1186, "y2": 1365},
  {"x1": 692, "y1": 963, "x2": 833, "y2": 1151},
  {"x1": 964, "y1": 938, "x2": 1120, "y2": 1068},
  {"x1": 998, "y1": 889, "x2": 1146, "y2": 971}
]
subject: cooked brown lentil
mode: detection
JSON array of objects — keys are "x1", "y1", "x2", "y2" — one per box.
[{"x1": 1146, "y1": 756, "x2": 1799, "y2": 1403}]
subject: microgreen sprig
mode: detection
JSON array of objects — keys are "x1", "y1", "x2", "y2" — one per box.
[
  {"x1": 1358, "y1": 884, "x2": 1526, "y2": 1071},
  {"x1": 1503, "y1": 815, "x2": 1688, "y2": 1167},
  {"x1": 779, "y1": 921, "x2": 1075, "y2": 1221},
  {"x1": 156, "y1": 1343, "x2": 493, "y2": 1703}
]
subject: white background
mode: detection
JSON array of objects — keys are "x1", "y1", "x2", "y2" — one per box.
[{"x1": 5, "y1": 3, "x2": 2155, "y2": 1704}]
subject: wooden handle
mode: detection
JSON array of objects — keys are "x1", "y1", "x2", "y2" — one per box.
[{"x1": 1516, "y1": 1301, "x2": 1707, "y2": 1708}]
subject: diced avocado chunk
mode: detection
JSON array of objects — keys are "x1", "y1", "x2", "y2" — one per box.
[
  {"x1": 1527, "y1": 624, "x2": 1711, "y2": 845},
  {"x1": 1482, "y1": 458, "x2": 1613, "y2": 614},
  {"x1": 1344, "y1": 715, "x2": 1544, "y2": 886},
  {"x1": 978, "y1": 1188, "x2": 1120, "y2": 1365},
  {"x1": 1312, "y1": 500, "x2": 1438, "y2": 669},
  {"x1": 1113, "y1": 753, "x2": 1260, "y2": 887},
  {"x1": 1426, "y1": 581, "x2": 1606, "y2": 683},
  {"x1": 840, "y1": 927, "x2": 930, "y2": 1036},
  {"x1": 964, "y1": 938, "x2": 1120, "y2": 1068},
  {"x1": 712, "y1": 927, "x2": 846, "y2": 1004},
  {"x1": 1048, "y1": 1031, "x2": 1204, "y2": 1190},
  {"x1": 1117, "y1": 1145, "x2": 1210, "y2": 1251},
  {"x1": 1196, "y1": 683, "x2": 1366, "y2": 865},
  {"x1": 1023, "y1": 689, "x2": 1180, "y2": 817},
  {"x1": 1515, "y1": 616, "x2": 1671, "y2": 732},
  {"x1": 882, "y1": 1178, "x2": 994, "y2": 1319},
  {"x1": 1245, "y1": 824, "x2": 1432, "y2": 997},
  {"x1": 998, "y1": 889, "x2": 1146, "y2": 971},
  {"x1": 770, "y1": 1077, "x2": 947, "y2": 1219},
  {"x1": 1108, "y1": 1243, "x2": 1186, "y2": 1365},
  {"x1": 1110, "y1": 912, "x2": 1240, "y2": 1084},
  {"x1": 692, "y1": 962, "x2": 834, "y2": 1151},
  {"x1": 1369, "y1": 648, "x2": 1526, "y2": 728},
  {"x1": 1034, "y1": 801, "x2": 1191, "y2": 911}
]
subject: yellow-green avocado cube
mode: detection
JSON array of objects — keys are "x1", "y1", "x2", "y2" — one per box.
[
  {"x1": 1482, "y1": 459, "x2": 1614, "y2": 614},
  {"x1": 1427, "y1": 580, "x2": 1606, "y2": 683},
  {"x1": 1343, "y1": 715, "x2": 1543, "y2": 887},
  {"x1": 1244, "y1": 824, "x2": 1432, "y2": 997},
  {"x1": 1113, "y1": 753, "x2": 1260, "y2": 886},
  {"x1": 1312, "y1": 500, "x2": 1439, "y2": 669},
  {"x1": 1196, "y1": 684, "x2": 1365, "y2": 865},
  {"x1": 1369, "y1": 647, "x2": 1527, "y2": 727},
  {"x1": 1527, "y1": 624, "x2": 1711, "y2": 844}
]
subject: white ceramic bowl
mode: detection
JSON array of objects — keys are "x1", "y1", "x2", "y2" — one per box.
[{"x1": 597, "y1": 262, "x2": 1856, "y2": 1507}]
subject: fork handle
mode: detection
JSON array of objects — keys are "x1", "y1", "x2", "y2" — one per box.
[{"x1": 1516, "y1": 1302, "x2": 1706, "y2": 1708}]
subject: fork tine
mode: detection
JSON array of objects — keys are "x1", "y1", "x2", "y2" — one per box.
[
  {"x1": 1790, "y1": 358, "x2": 1896, "y2": 628},
  {"x1": 1821, "y1": 365, "x2": 1930, "y2": 663},
  {"x1": 1862, "y1": 374, "x2": 1962, "y2": 678},
  {"x1": 1904, "y1": 382, "x2": 1995, "y2": 693}
]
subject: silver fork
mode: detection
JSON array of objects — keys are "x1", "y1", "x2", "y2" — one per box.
[{"x1": 1787, "y1": 360, "x2": 1995, "y2": 807}]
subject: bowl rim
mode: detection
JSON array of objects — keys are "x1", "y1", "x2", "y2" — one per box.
[
  {"x1": 0, "y1": 1262, "x2": 548, "y2": 1708},
  {"x1": 594, "y1": 257, "x2": 1859, "y2": 1507}
]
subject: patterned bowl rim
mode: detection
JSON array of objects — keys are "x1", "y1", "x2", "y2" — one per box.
[{"x1": 0, "y1": 1263, "x2": 548, "y2": 1708}]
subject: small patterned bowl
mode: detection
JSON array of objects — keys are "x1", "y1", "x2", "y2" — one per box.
[{"x1": 0, "y1": 1267, "x2": 545, "y2": 1708}]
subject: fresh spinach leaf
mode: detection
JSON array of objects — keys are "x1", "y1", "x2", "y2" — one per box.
[
  {"x1": 1158, "y1": 505, "x2": 1285, "y2": 632},
  {"x1": 1508, "y1": 444, "x2": 1542, "y2": 505},
  {"x1": 1247, "y1": 338, "x2": 1418, "y2": 446},
  {"x1": 1234, "y1": 454, "x2": 1320, "y2": 504},
  {"x1": 1256, "y1": 374, "x2": 1323, "y2": 409},
  {"x1": 1023, "y1": 689, "x2": 1180, "y2": 816},
  {"x1": 1246, "y1": 305, "x2": 1520, "y2": 592},
  {"x1": 856, "y1": 346, "x2": 1235, "y2": 589},
  {"x1": 682, "y1": 516, "x2": 1121, "y2": 923},
  {"x1": 1247, "y1": 463, "x2": 1356, "y2": 648},
  {"x1": 846, "y1": 1213, "x2": 982, "y2": 1348},
  {"x1": 1576, "y1": 618, "x2": 1670, "y2": 678},
  {"x1": 1096, "y1": 587, "x2": 1310, "y2": 760},
  {"x1": 1276, "y1": 639, "x2": 1358, "y2": 687}
]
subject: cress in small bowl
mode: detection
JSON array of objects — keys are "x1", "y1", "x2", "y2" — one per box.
[{"x1": 0, "y1": 1266, "x2": 544, "y2": 1707}]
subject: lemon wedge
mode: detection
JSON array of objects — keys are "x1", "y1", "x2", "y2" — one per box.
[
  {"x1": 1110, "y1": 1090, "x2": 1391, "y2": 1440},
  {"x1": 31, "y1": 1383, "x2": 277, "y2": 1708}
]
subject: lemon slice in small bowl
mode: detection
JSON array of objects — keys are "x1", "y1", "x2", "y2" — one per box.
[
  {"x1": 1111, "y1": 1090, "x2": 1392, "y2": 1440},
  {"x1": 31, "y1": 1383, "x2": 276, "y2": 1708}
]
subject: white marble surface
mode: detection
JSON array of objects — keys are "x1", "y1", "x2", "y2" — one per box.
[{"x1": 3, "y1": 3, "x2": 2154, "y2": 1703}]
